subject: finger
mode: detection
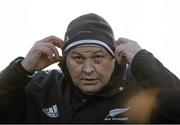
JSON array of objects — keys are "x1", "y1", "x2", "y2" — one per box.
[
  {"x1": 115, "y1": 49, "x2": 122, "y2": 64},
  {"x1": 38, "y1": 42, "x2": 60, "y2": 60},
  {"x1": 47, "y1": 42, "x2": 60, "y2": 60},
  {"x1": 114, "y1": 40, "x2": 120, "y2": 47},
  {"x1": 48, "y1": 55, "x2": 64, "y2": 65},
  {"x1": 115, "y1": 51, "x2": 128, "y2": 64},
  {"x1": 49, "y1": 56, "x2": 60, "y2": 64},
  {"x1": 38, "y1": 46, "x2": 54, "y2": 60},
  {"x1": 50, "y1": 36, "x2": 64, "y2": 49},
  {"x1": 115, "y1": 44, "x2": 124, "y2": 53},
  {"x1": 116, "y1": 38, "x2": 135, "y2": 47},
  {"x1": 42, "y1": 35, "x2": 64, "y2": 49},
  {"x1": 114, "y1": 38, "x2": 127, "y2": 47},
  {"x1": 115, "y1": 45, "x2": 126, "y2": 64}
]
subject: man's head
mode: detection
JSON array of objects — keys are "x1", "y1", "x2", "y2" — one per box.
[{"x1": 62, "y1": 13, "x2": 115, "y2": 95}]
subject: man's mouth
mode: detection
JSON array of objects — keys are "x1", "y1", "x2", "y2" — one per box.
[{"x1": 81, "y1": 78, "x2": 97, "y2": 85}]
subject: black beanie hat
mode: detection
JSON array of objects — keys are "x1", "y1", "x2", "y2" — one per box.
[{"x1": 62, "y1": 13, "x2": 115, "y2": 56}]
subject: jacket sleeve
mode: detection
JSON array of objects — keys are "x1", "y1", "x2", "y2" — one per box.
[
  {"x1": 131, "y1": 49, "x2": 180, "y2": 89},
  {"x1": 0, "y1": 57, "x2": 33, "y2": 123}
]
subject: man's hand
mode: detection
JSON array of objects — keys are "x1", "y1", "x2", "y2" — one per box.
[
  {"x1": 21, "y1": 36, "x2": 64, "y2": 72},
  {"x1": 114, "y1": 38, "x2": 142, "y2": 64}
]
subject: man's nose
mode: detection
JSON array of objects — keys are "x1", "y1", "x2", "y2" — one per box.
[{"x1": 82, "y1": 61, "x2": 95, "y2": 74}]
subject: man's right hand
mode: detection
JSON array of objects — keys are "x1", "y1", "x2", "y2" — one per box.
[{"x1": 21, "y1": 36, "x2": 64, "y2": 73}]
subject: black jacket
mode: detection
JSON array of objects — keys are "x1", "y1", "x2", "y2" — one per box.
[{"x1": 0, "y1": 50, "x2": 179, "y2": 123}]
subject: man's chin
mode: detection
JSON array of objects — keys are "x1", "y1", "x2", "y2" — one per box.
[
  {"x1": 81, "y1": 87, "x2": 99, "y2": 95},
  {"x1": 83, "y1": 91, "x2": 97, "y2": 95}
]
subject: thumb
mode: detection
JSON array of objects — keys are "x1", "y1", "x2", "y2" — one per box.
[{"x1": 115, "y1": 51, "x2": 129, "y2": 64}]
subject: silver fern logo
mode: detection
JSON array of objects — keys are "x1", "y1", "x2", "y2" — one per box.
[{"x1": 106, "y1": 107, "x2": 129, "y2": 117}]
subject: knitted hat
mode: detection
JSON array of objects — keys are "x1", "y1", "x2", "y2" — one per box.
[{"x1": 62, "y1": 13, "x2": 115, "y2": 56}]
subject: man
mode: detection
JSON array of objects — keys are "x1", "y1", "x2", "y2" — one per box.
[{"x1": 0, "y1": 13, "x2": 179, "y2": 123}]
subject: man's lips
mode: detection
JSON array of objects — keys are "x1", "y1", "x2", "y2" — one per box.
[{"x1": 81, "y1": 78, "x2": 98, "y2": 84}]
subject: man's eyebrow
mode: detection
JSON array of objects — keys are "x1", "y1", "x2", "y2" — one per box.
[
  {"x1": 70, "y1": 51, "x2": 86, "y2": 57},
  {"x1": 92, "y1": 50, "x2": 104, "y2": 54},
  {"x1": 70, "y1": 51, "x2": 82, "y2": 55}
]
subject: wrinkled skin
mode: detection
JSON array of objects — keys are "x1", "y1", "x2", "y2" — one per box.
[{"x1": 66, "y1": 46, "x2": 115, "y2": 95}]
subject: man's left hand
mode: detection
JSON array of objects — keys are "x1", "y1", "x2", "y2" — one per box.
[{"x1": 114, "y1": 38, "x2": 142, "y2": 64}]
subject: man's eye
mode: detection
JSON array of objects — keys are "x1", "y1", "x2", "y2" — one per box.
[
  {"x1": 73, "y1": 56, "x2": 83, "y2": 62},
  {"x1": 74, "y1": 56, "x2": 82, "y2": 59},
  {"x1": 95, "y1": 55, "x2": 102, "y2": 59},
  {"x1": 94, "y1": 55, "x2": 104, "y2": 61}
]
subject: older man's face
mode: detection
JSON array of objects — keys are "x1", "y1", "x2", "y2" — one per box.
[{"x1": 66, "y1": 45, "x2": 115, "y2": 95}]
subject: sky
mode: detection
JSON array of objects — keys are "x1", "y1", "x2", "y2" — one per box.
[{"x1": 0, "y1": 0, "x2": 180, "y2": 77}]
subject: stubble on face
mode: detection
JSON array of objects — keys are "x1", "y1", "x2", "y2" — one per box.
[{"x1": 66, "y1": 46, "x2": 115, "y2": 95}]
